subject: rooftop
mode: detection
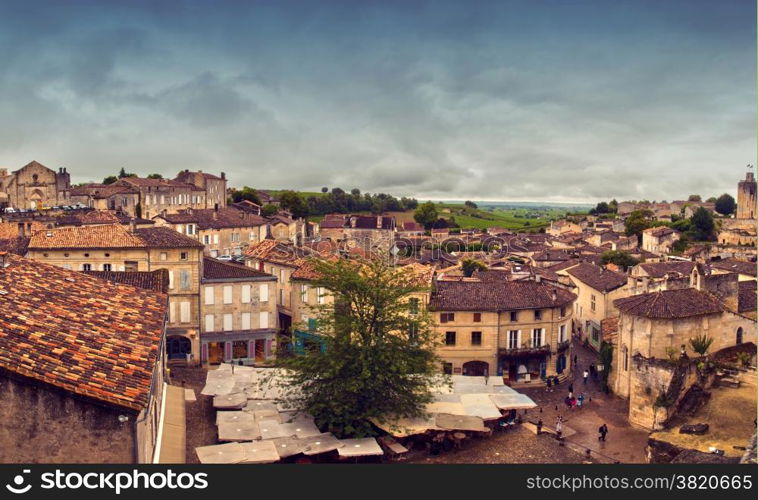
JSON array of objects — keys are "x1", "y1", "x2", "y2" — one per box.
[
  {"x1": 0, "y1": 254, "x2": 167, "y2": 411},
  {"x1": 566, "y1": 262, "x2": 628, "y2": 292},
  {"x1": 614, "y1": 288, "x2": 724, "y2": 319},
  {"x1": 429, "y1": 279, "x2": 576, "y2": 312},
  {"x1": 84, "y1": 269, "x2": 169, "y2": 293},
  {"x1": 638, "y1": 261, "x2": 696, "y2": 278},
  {"x1": 202, "y1": 257, "x2": 275, "y2": 281}
]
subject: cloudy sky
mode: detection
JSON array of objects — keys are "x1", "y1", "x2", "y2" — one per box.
[{"x1": 0, "y1": 0, "x2": 754, "y2": 203}]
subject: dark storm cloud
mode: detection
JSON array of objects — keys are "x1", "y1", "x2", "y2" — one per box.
[{"x1": 0, "y1": 0, "x2": 754, "y2": 202}]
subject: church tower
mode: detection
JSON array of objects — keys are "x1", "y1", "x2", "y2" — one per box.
[{"x1": 736, "y1": 167, "x2": 756, "y2": 219}]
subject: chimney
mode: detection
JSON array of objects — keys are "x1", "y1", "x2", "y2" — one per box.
[
  {"x1": 376, "y1": 216, "x2": 382, "y2": 229},
  {"x1": 551, "y1": 290, "x2": 557, "y2": 302},
  {"x1": 221, "y1": 172, "x2": 226, "y2": 180},
  {"x1": 129, "y1": 219, "x2": 136, "y2": 233},
  {"x1": 535, "y1": 274, "x2": 541, "y2": 283},
  {"x1": 0, "y1": 251, "x2": 7, "y2": 268}
]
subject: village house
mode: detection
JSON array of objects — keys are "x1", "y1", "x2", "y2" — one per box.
[
  {"x1": 397, "y1": 221, "x2": 425, "y2": 236},
  {"x1": 245, "y1": 240, "x2": 315, "y2": 335},
  {"x1": 318, "y1": 214, "x2": 396, "y2": 253},
  {"x1": 641, "y1": 226, "x2": 680, "y2": 255},
  {"x1": 25, "y1": 224, "x2": 204, "y2": 363},
  {"x1": 153, "y1": 206, "x2": 269, "y2": 258},
  {"x1": 561, "y1": 262, "x2": 631, "y2": 351},
  {"x1": 428, "y1": 279, "x2": 576, "y2": 385},
  {"x1": 708, "y1": 258, "x2": 757, "y2": 281},
  {"x1": 0, "y1": 253, "x2": 168, "y2": 463},
  {"x1": 629, "y1": 260, "x2": 696, "y2": 293},
  {"x1": 70, "y1": 183, "x2": 141, "y2": 213},
  {"x1": 200, "y1": 257, "x2": 277, "y2": 365},
  {"x1": 736, "y1": 171, "x2": 756, "y2": 219},
  {"x1": 174, "y1": 170, "x2": 228, "y2": 211},
  {"x1": 546, "y1": 219, "x2": 582, "y2": 236}
]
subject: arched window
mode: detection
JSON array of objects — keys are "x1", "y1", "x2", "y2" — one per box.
[
  {"x1": 32, "y1": 173, "x2": 39, "y2": 183},
  {"x1": 736, "y1": 327, "x2": 743, "y2": 345}
]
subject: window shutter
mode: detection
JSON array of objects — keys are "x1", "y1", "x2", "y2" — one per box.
[
  {"x1": 223, "y1": 285, "x2": 233, "y2": 304},
  {"x1": 241, "y1": 285, "x2": 251, "y2": 303},
  {"x1": 205, "y1": 314, "x2": 214, "y2": 332},
  {"x1": 259, "y1": 284, "x2": 269, "y2": 302},
  {"x1": 168, "y1": 271, "x2": 174, "y2": 290},
  {"x1": 259, "y1": 312, "x2": 269, "y2": 329},
  {"x1": 169, "y1": 301, "x2": 176, "y2": 323},
  {"x1": 204, "y1": 286, "x2": 214, "y2": 305},
  {"x1": 223, "y1": 313, "x2": 233, "y2": 331},
  {"x1": 180, "y1": 302, "x2": 190, "y2": 323},
  {"x1": 241, "y1": 312, "x2": 251, "y2": 330}
]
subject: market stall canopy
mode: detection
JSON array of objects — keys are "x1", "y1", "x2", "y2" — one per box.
[
  {"x1": 337, "y1": 438, "x2": 384, "y2": 457},
  {"x1": 489, "y1": 393, "x2": 538, "y2": 410}
]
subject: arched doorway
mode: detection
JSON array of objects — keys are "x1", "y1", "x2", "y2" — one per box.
[
  {"x1": 29, "y1": 188, "x2": 44, "y2": 210},
  {"x1": 167, "y1": 335, "x2": 192, "y2": 360},
  {"x1": 736, "y1": 327, "x2": 743, "y2": 345},
  {"x1": 462, "y1": 360, "x2": 489, "y2": 376}
]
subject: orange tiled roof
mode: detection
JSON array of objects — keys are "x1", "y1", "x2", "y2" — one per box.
[
  {"x1": 0, "y1": 254, "x2": 167, "y2": 411},
  {"x1": 28, "y1": 224, "x2": 145, "y2": 249},
  {"x1": 245, "y1": 240, "x2": 309, "y2": 267}
]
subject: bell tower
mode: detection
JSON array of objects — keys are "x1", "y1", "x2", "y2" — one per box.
[{"x1": 736, "y1": 165, "x2": 756, "y2": 219}]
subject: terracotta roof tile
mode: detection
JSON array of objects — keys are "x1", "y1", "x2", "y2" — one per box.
[
  {"x1": 614, "y1": 288, "x2": 723, "y2": 319},
  {"x1": 0, "y1": 254, "x2": 167, "y2": 411},
  {"x1": 566, "y1": 262, "x2": 628, "y2": 292},
  {"x1": 84, "y1": 269, "x2": 169, "y2": 293},
  {"x1": 430, "y1": 280, "x2": 576, "y2": 311},
  {"x1": 28, "y1": 224, "x2": 145, "y2": 249},
  {"x1": 202, "y1": 257, "x2": 275, "y2": 281},
  {"x1": 638, "y1": 261, "x2": 695, "y2": 278}
]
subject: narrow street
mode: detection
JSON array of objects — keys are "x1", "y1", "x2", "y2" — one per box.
[{"x1": 520, "y1": 338, "x2": 650, "y2": 463}]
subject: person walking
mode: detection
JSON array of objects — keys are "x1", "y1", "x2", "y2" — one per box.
[
  {"x1": 578, "y1": 393, "x2": 585, "y2": 408},
  {"x1": 583, "y1": 369, "x2": 589, "y2": 385},
  {"x1": 556, "y1": 416, "x2": 563, "y2": 439},
  {"x1": 536, "y1": 418, "x2": 543, "y2": 435},
  {"x1": 568, "y1": 382, "x2": 574, "y2": 394},
  {"x1": 598, "y1": 423, "x2": 608, "y2": 442},
  {"x1": 546, "y1": 376, "x2": 552, "y2": 392}
]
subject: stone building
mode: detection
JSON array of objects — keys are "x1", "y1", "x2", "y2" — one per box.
[
  {"x1": 153, "y1": 207, "x2": 269, "y2": 258},
  {"x1": 428, "y1": 279, "x2": 576, "y2": 384},
  {"x1": 0, "y1": 160, "x2": 71, "y2": 210},
  {"x1": 0, "y1": 253, "x2": 167, "y2": 463},
  {"x1": 200, "y1": 257, "x2": 277, "y2": 365},
  {"x1": 611, "y1": 285, "x2": 755, "y2": 429},
  {"x1": 641, "y1": 226, "x2": 680, "y2": 255},
  {"x1": 70, "y1": 183, "x2": 141, "y2": 213},
  {"x1": 25, "y1": 224, "x2": 204, "y2": 363},
  {"x1": 174, "y1": 170, "x2": 228, "y2": 210},
  {"x1": 562, "y1": 262, "x2": 631, "y2": 351},
  {"x1": 737, "y1": 171, "x2": 756, "y2": 219}
]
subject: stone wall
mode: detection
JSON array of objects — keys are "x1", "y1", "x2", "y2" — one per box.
[{"x1": 0, "y1": 369, "x2": 136, "y2": 463}]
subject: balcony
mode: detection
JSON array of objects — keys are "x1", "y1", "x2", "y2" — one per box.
[
  {"x1": 556, "y1": 340, "x2": 570, "y2": 352},
  {"x1": 499, "y1": 344, "x2": 551, "y2": 357}
]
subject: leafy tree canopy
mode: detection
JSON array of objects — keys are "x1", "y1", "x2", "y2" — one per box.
[
  {"x1": 414, "y1": 202, "x2": 439, "y2": 229},
  {"x1": 715, "y1": 193, "x2": 736, "y2": 216},
  {"x1": 599, "y1": 250, "x2": 639, "y2": 269},
  {"x1": 276, "y1": 257, "x2": 442, "y2": 438}
]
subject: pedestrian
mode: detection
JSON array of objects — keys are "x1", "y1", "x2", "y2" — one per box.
[
  {"x1": 578, "y1": 393, "x2": 585, "y2": 408},
  {"x1": 598, "y1": 423, "x2": 608, "y2": 442},
  {"x1": 546, "y1": 377, "x2": 552, "y2": 392},
  {"x1": 536, "y1": 418, "x2": 543, "y2": 435},
  {"x1": 568, "y1": 383, "x2": 573, "y2": 394},
  {"x1": 583, "y1": 369, "x2": 589, "y2": 385},
  {"x1": 556, "y1": 416, "x2": 563, "y2": 439},
  {"x1": 564, "y1": 396, "x2": 572, "y2": 409},
  {"x1": 590, "y1": 363, "x2": 596, "y2": 378},
  {"x1": 573, "y1": 354, "x2": 577, "y2": 366}
]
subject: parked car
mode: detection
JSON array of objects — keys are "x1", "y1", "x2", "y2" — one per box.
[
  {"x1": 216, "y1": 255, "x2": 233, "y2": 261},
  {"x1": 4, "y1": 207, "x2": 16, "y2": 213}
]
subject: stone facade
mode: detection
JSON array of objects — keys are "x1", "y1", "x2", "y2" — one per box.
[
  {"x1": 0, "y1": 161, "x2": 71, "y2": 210},
  {"x1": 737, "y1": 171, "x2": 756, "y2": 219}
]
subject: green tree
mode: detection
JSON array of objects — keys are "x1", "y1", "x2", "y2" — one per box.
[
  {"x1": 231, "y1": 186, "x2": 261, "y2": 205},
  {"x1": 688, "y1": 194, "x2": 702, "y2": 202},
  {"x1": 261, "y1": 204, "x2": 279, "y2": 217},
  {"x1": 706, "y1": 196, "x2": 717, "y2": 203},
  {"x1": 715, "y1": 193, "x2": 736, "y2": 216},
  {"x1": 609, "y1": 199, "x2": 618, "y2": 213},
  {"x1": 624, "y1": 209, "x2": 654, "y2": 240},
  {"x1": 414, "y1": 202, "x2": 439, "y2": 229},
  {"x1": 690, "y1": 207, "x2": 716, "y2": 241},
  {"x1": 117, "y1": 167, "x2": 136, "y2": 178},
  {"x1": 276, "y1": 257, "x2": 442, "y2": 438},
  {"x1": 464, "y1": 200, "x2": 478, "y2": 209},
  {"x1": 147, "y1": 173, "x2": 163, "y2": 179},
  {"x1": 461, "y1": 258, "x2": 487, "y2": 277},
  {"x1": 278, "y1": 190, "x2": 309, "y2": 218},
  {"x1": 599, "y1": 250, "x2": 639, "y2": 269},
  {"x1": 102, "y1": 175, "x2": 118, "y2": 185},
  {"x1": 321, "y1": 187, "x2": 329, "y2": 193}
]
